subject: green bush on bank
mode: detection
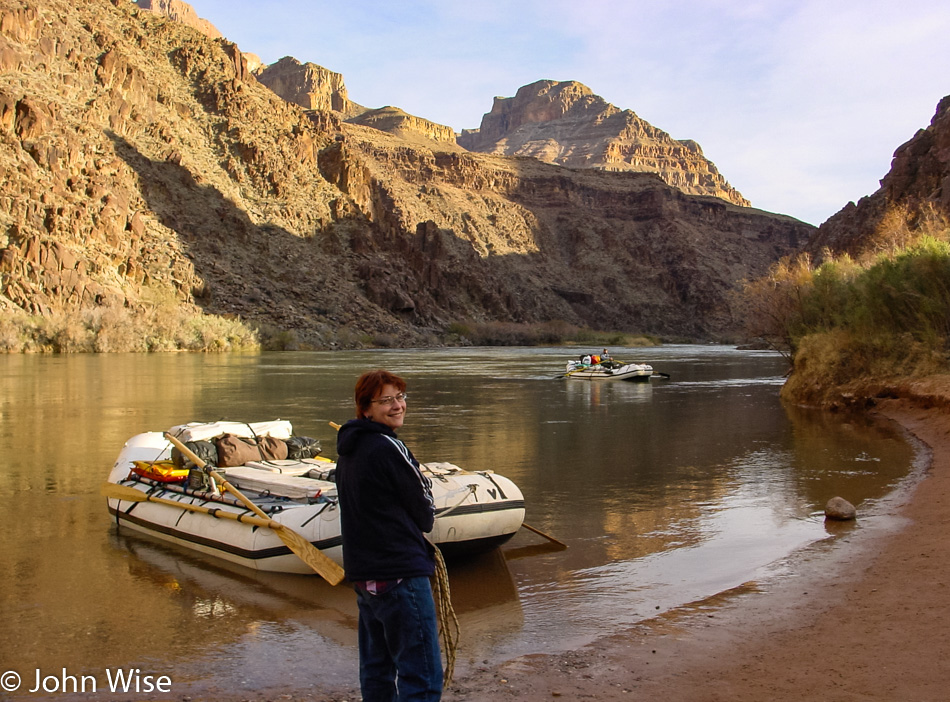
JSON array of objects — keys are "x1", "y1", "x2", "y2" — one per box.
[{"x1": 744, "y1": 220, "x2": 950, "y2": 398}]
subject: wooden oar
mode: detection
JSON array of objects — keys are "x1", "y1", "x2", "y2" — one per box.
[
  {"x1": 103, "y1": 482, "x2": 281, "y2": 529},
  {"x1": 102, "y1": 480, "x2": 343, "y2": 585},
  {"x1": 163, "y1": 433, "x2": 345, "y2": 585},
  {"x1": 520, "y1": 522, "x2": 567, "y2": 548}
]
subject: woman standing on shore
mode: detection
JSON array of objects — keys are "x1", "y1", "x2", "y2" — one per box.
[{"x1": 335, "y1": 369, "x2": 442, "y2": 701}]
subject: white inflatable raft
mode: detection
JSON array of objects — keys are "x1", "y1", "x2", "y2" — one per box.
[
  {"x1": 564, "y1": 359, "x2": 654, "y2": 381},
  {"x1": 105, "y1": 422, "x2": 526, "y2": 575}
]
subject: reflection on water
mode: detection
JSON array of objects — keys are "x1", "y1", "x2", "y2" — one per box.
[{"x1": 0, "y1": 346, "x2": 919, "y2": 696}]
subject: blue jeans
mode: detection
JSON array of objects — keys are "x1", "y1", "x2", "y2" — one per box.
[{"x1": 356, "y1": 576, "x2": 443, "y2": 701}]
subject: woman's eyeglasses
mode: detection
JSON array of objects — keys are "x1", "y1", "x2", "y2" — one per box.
[{"x1": 371, "y1": 392, "x2": 408, "y2": 406}]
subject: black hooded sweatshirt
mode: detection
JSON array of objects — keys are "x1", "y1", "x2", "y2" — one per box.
[{"x1": 335, "y1": 418, "x2": 436, "y2": 581}]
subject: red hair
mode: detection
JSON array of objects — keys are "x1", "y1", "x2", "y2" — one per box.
[{"x1": 354, "y1": 369, "x2": 407, "y2": 419}]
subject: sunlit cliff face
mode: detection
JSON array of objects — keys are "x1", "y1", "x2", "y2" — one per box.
[{"x1": 0, "y1": 0, "x2": 813, "y2": 350}]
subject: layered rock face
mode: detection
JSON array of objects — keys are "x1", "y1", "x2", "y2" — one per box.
[
  {"x1": 0, "y1": 0, "x2": 813, "y2": 347},
  {"x1": 458, "y1": 80, "x2": 750, "y2": 207},
  {"x1": 255, "y1": 56, "x2": 355, "y2": 115},
  {"x1": 253, "y1": 58, "x2": 459, "y2": 146},
  {"x1": 334, "y1": 125, "x2": 811, "y2": 338},
  {"x1": 135, "y1": 0, "x2": 455, "y2": 146},
  {"x1": 0, "y1": 0, "x2": 342, "y2": 328},
  {"x1": 808, "y1": 95, "x2": 950, "y2": 258},
  {"x1": 347, "y1": 106, "x2": 459, "y2": 146},
  {"x1": 134, "y1": 0, "x2": 221, "y2": 39}
]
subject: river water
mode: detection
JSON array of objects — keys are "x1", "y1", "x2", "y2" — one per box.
[{"x1": 0, "y1": 346, "x2": 921, "y2": 699}]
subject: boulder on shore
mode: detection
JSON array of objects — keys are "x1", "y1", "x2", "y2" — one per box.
[{"x1": 825, "y1": 496, "x2": 857, "y2": 521}]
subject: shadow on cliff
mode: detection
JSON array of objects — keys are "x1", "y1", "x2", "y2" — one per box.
[
  {"x1": 108, "y1": 132, "x2": 350, "y2": 340},
  {"x1": 107, "y1": 132, "x2": 813, "y2": 343}
]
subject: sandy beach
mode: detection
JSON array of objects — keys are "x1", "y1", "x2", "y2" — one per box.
[{"x1": 209, "y1": 382, "x2": 950, "y2": 702}]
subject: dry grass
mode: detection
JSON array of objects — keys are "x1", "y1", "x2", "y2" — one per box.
[{"x1": 0, "y1": 304, "x2": 259, "y2": 353}]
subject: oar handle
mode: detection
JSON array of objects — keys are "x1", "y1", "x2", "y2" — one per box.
[
  {"x1": 165, "y1": 432, "x2": 210, "y2": 470},
  {"x1": 103, "y1": 482, "x2": 275, "y2": 528},
  {"x1": 521, "y1": 522, "x2": 567, "y2": 548},
  {"x1": 164, "y1": 433, "x2": 270, "y2": 521},
  {"x1": 165, "y1": 432, "x2": 220, "y2": 496}
]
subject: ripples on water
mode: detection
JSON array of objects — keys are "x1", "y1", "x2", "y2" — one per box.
[{"x1": 0, "y1": 346, "x2": 920, "y2": 695}]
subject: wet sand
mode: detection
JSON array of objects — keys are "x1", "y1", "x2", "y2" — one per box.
[{"x1": 205, "y1": 381, "x2": 950, "y2": 701}]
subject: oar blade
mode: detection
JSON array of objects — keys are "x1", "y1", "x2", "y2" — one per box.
[
  {"x1": 100, "y1": 482, "x2": 149, "y2": 502},
  {"x1": 272, "y1": 525, "x2": 345, "y2": 586}
]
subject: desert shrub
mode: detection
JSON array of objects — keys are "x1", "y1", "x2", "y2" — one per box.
[
  {"x1": 460, "y1": 321, "x2": 578, "y2": 346},
  {"x1": 180, "y1": 313, "x2": 259, "y2": 352},
  {"x1": 89, "y1": 306, "x2": 149, "y2": 352},
  {"x1": 565, "y1": 328, "x2": 657, "y2": 348},
  {"x1": 332, "y1": 326, "x2": 364, "y2": 349},
  {"x1": 29, "y1": 311, "x2": 94, "y2": 352},
  {"x1": 0, "y1": 304, "x2": 259, "y2": 353},
  {"x1": 801, "y1": 255, "x2": 863, "y2": 332},
  {"x1": 746, "y1": 220, "x2": 950, "y2": 390},
  {"x1": 622, "y1": 334, "x2": 661, "y2": 347},
  {"x1": 259, "y1": 328, "x2": 300, "y2": 351},
  {"x1": 852, "y1": 236, "x2": 950, "y2": 344},
  {"x1": 0, "y1": 311, "x2": 31, "y2": 352},
  {"x1": 860, "y1": 203, "x2": 949, "y2": 262},
  {"x1": 466, "y1": 322, "x2": 528, "y2": 345},
  {"x1": 742, "y1": 253, "x2": 816, "y2": 357},
  {"x1": 440, "y1": 319, "x2": 655, "y2": 348},
  {"x1": 446, "y1": 321, "x2": 472, "y2": 339},
  {"x1": 569, "y1": 326, "x2": 598, "y2": 344},
  {"x1": 372, "y1": 333, "x2": 397, "y2": 348}
]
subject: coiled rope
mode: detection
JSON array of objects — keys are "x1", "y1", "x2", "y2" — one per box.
[
  {"x1": 431, "y1": 544, "x2": 459, "y2": 687},
  {"x1": 426, "y1": 484, "x2": 470, "y2": 687}
]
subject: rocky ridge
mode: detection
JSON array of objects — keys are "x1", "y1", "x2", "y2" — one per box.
[
  {"x1": 133, "y1": 0, "x2": 220, "y2": 39},
  {"x1": 0, "y1": 0, "x2": 813, "y2": 348},
  {"x1": 458, "y1": 80, "x2": 750, "y2": 207},
  {"x1": 138, "y1": 3, "x2": 750, "y2": 209},
  {"x1": 347, "y1": 106, "x2": 460, "y2": 146},
  {"x1": 808, "y1": 94, "x2": 950, "y2": 259},
  {"x1": 136, "y1": 3, "x2": 454, "y2": 149},
  {"x1": 333, "y1": 122, "x2": 810, "y2": 338},
  {"x1": 255, "y1": 56, "x2": 360, "y2": 117}
]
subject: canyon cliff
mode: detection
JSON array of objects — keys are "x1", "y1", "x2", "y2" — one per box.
[
  {"x1": 134, "y1": 0, "x2": 219, "y2": 39},
  {"x1": 0, "y1": 0, "x2": 813, "y2": 349},
  {"x1": 348, "y1": 107, "x2": 459, "y2": 147},
  {"x1": 255, "y1": 56, "x2": 359, "y2": 117},
  {"x1": 807, "y1": 95, "x2": 950, "y2": 259},
  {"x1": 458, "y1": 80, "x2": 750, "y2": 207}
]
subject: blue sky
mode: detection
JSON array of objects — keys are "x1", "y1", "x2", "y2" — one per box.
[{"x1": 187, "y1": 0, "x2": 950, "y2": 226}]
